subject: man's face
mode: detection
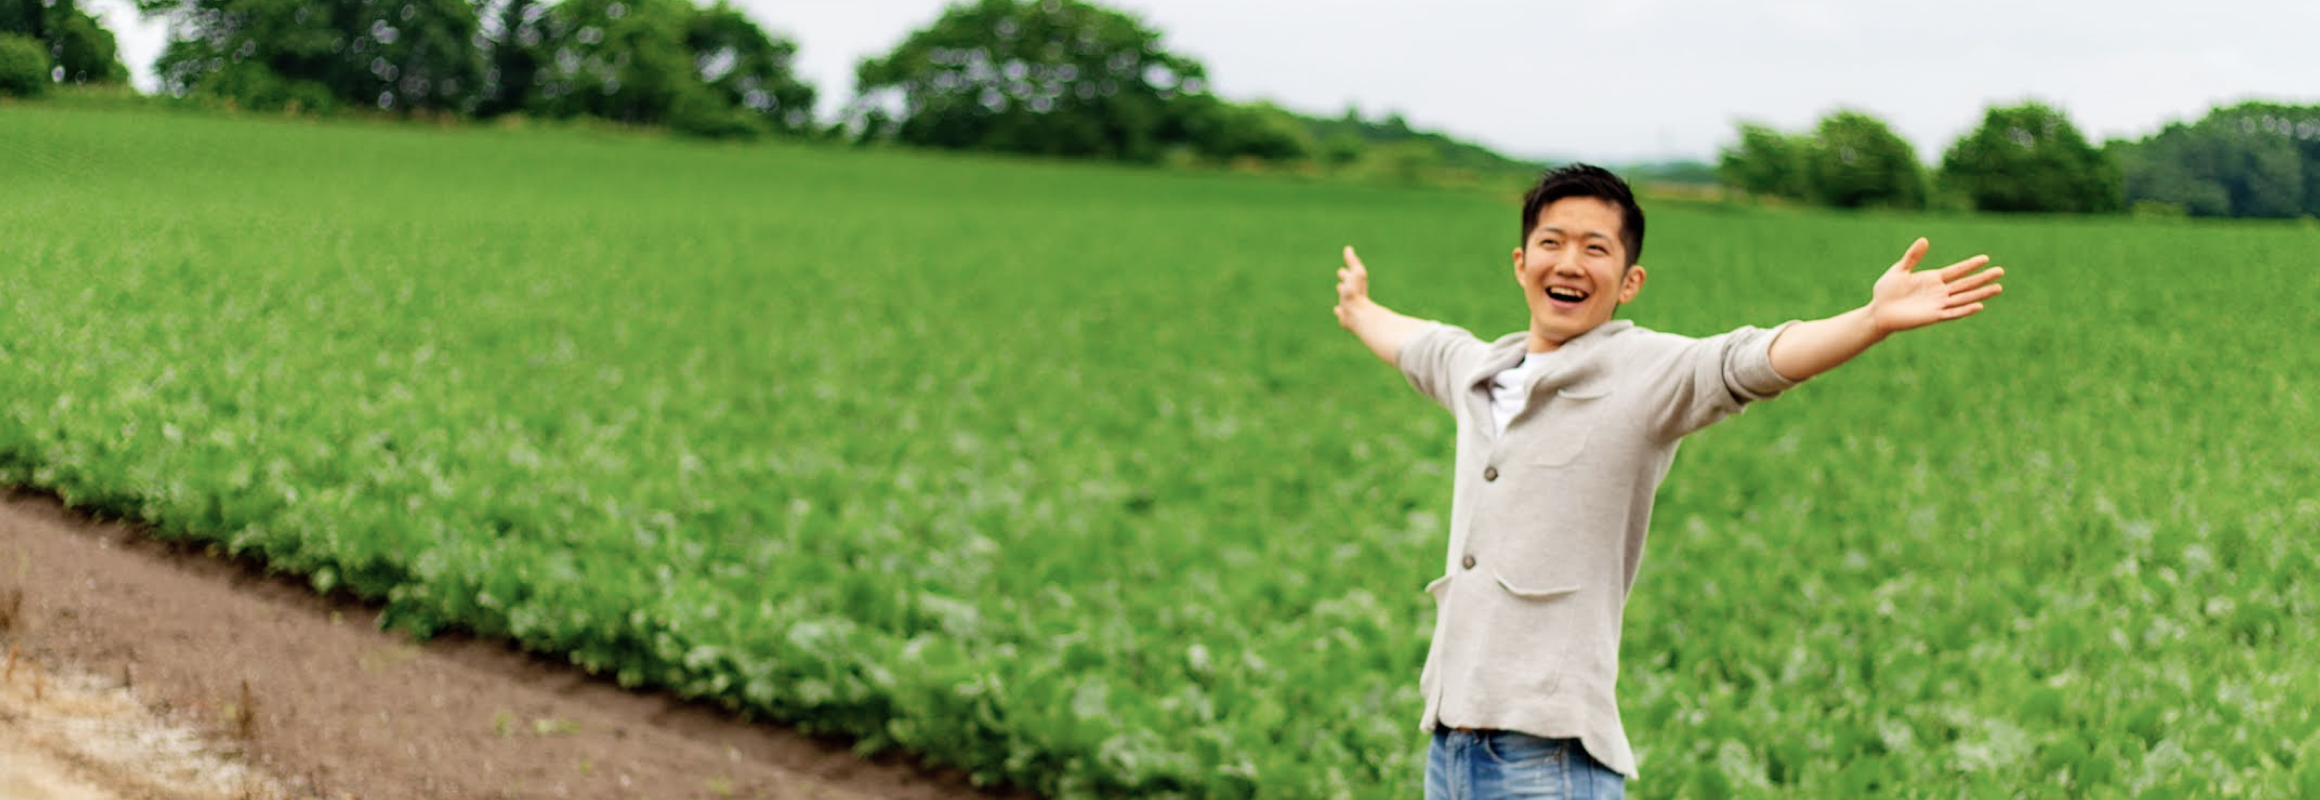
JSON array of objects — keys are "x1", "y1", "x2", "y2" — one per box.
[{"x1": 1512, "y1": 196, "x2": 1646, "y2": 351}]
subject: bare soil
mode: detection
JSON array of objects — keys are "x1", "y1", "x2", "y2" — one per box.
[{"x1": 0, "y1": 489, "x2": 1039, "y2": 800}]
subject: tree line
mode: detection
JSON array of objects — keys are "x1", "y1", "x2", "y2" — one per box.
[
  {"x1": 1, "y1": 0, "x2": 1525, "y2": 177},
  {"x1": 1717, "y1": 100, "x2": 2320, "y2": 219},
  {"x1": 6, "y1": 0, "x2": 2315, "y2": 216}
]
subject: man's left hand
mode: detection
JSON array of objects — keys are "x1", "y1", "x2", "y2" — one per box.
[{"x1": 1870, "y1": 238, "x2": 2006, "y2": 334}]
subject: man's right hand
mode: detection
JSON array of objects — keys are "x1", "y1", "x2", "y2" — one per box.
[
  {"x1": 1333, "y1": 245, "x2": 1428, "y2": 367},
  {"x1": 1335, "y1": 246, "x2": 1374, "y2": 330}
]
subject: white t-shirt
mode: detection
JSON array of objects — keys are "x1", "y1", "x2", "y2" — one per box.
[{"x1": 1487, "y1": 349, "x2": 1561, "y2": 434}]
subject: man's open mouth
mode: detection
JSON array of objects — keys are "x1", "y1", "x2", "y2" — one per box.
[{"x1": 1545, "y1": 286, "x2": 1590, "y2": 303}]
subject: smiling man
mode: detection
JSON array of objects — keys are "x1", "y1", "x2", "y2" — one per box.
[{"x1": 1332, "y1": 164, "x2": 2005, "y2": 800}]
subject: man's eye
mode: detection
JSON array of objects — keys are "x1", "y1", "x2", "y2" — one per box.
[{"x1": 1588, "y1": 246, "x2": 1608, "y2": 255}]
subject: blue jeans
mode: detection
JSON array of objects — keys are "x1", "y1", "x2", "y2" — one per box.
[{"x1": 1426, "y1": 729, "x2": 1625, "y2": 800}]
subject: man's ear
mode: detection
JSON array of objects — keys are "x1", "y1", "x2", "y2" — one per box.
[
  {"x1": 1618, "y1": 264, "x2": 1647, "y2": 303},
  {"x1": 1511, "y1": 247, "x2": 1526, "y2": 283}
]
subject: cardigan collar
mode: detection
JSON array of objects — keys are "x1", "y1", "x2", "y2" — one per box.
[{"x1": 1465, "y1": 320, "x2": 1635, "y2": 396}]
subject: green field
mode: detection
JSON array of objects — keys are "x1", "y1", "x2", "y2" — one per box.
[{"x1": 2, "y1": 103, "x2": 2316, "y2": 799}]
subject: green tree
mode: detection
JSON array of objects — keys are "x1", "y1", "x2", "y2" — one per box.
[
  {"x1": 2117, "y1": 102, "x2": 2320, "y2": 218},
  {"x1": 520, "y1": 0, "x2": 812, "y2": 137},
  {"x1": 853, "y1": 0, "x2": 1209, "y2": 162},
  {"x1": 2, "y1": 0, "x2": 126, "y2": 85},
  {"x1": 685, "y1": 2, "x2": 815, "y2": 134},
  {"x1": 42, "y1": 0, "x2": 127, "y2": 84},
  {"x1": 2115, "y1": 139, "x2": 2230, "y2": 216},
  {"x1": 525, "y1": 0, "x2": 696, "y2": 124},
  {"x1": 1716, "y1": 122, "x2": 1810, "y2": 200},
  {"x1": 0, "y1": 31, "x2": 46, "y2": 96},
  {"x1": 1939, "y1": 101, "x2": 2120, "y2": 213},
  {"x1": 474, "y1": 0, "x2": 544, "y2": 116},
  {"x1": 148, "y1": 0, "x2": 484, "y2": 113},
  {"x1": 1806, "y1": 109, "x2": 1926, "y2": 209}
]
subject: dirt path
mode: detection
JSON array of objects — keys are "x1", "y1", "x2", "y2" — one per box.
[
  {"x1": 2, "y1": 647, "x2": 292, "y2": 800},
  {"x1": 0, "y1": 489, "x2": 1037, "y2": 800}
]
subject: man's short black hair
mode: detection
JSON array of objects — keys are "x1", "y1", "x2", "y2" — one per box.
[{"x1": 1519, "y1": 164, "x2": 1645, "y2": 266}]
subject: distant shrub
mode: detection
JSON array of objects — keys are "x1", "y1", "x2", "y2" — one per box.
[
  {"x1": 2130, "y1": 200, "x2": 2188, "y2": 218},
  {"x1": 668, "y1": 87, "x2": 767, "y2": 141},
  {"x1": 0, "y1": 33, "x2": 49, "y2": 98},
  {"x1": 191, "y1": 61, "x2": 338, "y2": 115}
]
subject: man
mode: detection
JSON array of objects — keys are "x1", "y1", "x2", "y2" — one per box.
[{"x1": 1332, "y1": 164, "x2": 2004, "y2": 799}]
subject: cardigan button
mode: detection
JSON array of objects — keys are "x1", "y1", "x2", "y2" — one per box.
[
  {"x1": 1461, "y1": 554, "x2": 1477, "y2": 570},
  {"x1": 1483, "y1": 466, "x2": 1499, "y2": 482}
]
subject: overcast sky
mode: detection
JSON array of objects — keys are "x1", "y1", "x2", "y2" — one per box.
[{"x1": 86, "y1": 0, "x2": 2320, "y2": 163}]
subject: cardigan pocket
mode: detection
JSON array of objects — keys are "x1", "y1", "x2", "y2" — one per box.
[
  {"x1": 1488, "y1": 569, "x2": 1581, "y2": 697},
  {"x1": 1521, "y1": 387, "x2": 1607, "y2": 466},
  {"x1": 1425, "y1": 574, "x2": 1453, "y2": 602},
  {"x1": 1492, "y1": 571, "x2": 1581, "y2": 600},
  {"x1": 1524, "y1": 425, "x2": 1590, "y2": 467}
]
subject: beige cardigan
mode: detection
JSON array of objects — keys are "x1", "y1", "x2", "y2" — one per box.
[{"x1": 1397, "y1": 319, "x2": 1799, "y2": 778}]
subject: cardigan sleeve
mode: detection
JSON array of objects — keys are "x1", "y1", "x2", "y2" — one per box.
[
  {"x1": 1641, "y1": 321, "x2": 1801, "y2": 439},
  {"x1": 1395, "y1": 322, "x2": 1483, "y2": 412}
]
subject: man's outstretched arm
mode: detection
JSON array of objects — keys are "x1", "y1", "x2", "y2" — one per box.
[
  {"x1": 1335, "y1": 246, "x2": 1432, "y2": 366},
  {"x1": 1768, "y1": 238, "x2": 2006, "y2": 382}
]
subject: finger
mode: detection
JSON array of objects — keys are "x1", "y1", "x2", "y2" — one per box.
[
  {"x1": 1947, "y1": 265, "x2": 2004, "y2": 291},
  {"x1": 1936, "y1": 255, "x2": 1992, "y2": 281},
  {"x1": 1340, "y1": 255, "x2": 1369, "y2": 294},
  {"x1": 1946, "y1": 283, "x2": 2004, "y2": 308},
  {"x1": 1948, "y1": 266, "x2": 2004, "y2": 294},
  {"x1": 1891, "y1": 238, "x2": 1930, "y2": 274},
  {"x1": 1940, "y1": 303, "x2": 1986, "y2": 321}
]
